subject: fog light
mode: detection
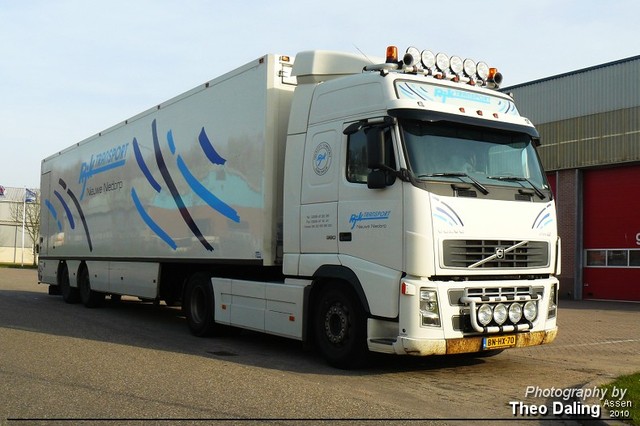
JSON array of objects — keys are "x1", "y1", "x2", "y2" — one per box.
[
  {"x1": 478, "y1": 304, "x2": 493, "y2": 326},
  {"x1": 508, "y1": 303, "x2": 523, "y2": 323},
  {"x1": 493, "y1": 303, "x2": 508, "y2": 325},
  {"x1": 524, "y1": 301, "x2": 537, "y2": 321}
]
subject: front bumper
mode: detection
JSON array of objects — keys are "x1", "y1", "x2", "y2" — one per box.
[{"x1": 392, "y1": 327, "x2": 558, "y2": 356}]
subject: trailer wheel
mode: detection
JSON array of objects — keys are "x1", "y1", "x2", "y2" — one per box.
[
  {"x1": 314, "y1": 284, "x2": 368, "y2": 369},
  {"x1": 60, "y1": 263, "x2": 80, "y2": 304},
  {"x1": 184, "y1": 272, "x2": 219, "y2": 337},
  {"x1": 78, "y1": 265, "x2": 105, "y2": 308}
]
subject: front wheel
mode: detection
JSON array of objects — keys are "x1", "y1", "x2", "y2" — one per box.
[{"x1": 314, "y1": 284, "x2": 369, "y2": 369}]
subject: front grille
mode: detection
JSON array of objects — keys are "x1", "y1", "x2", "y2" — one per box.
[
  {"x1": 448, "y1": 286, "x2": 544, "y2": 306},
  {"x1": 443, "y1": 239, "x2": 548, "y2": 269},
  {"x1": 466, "y1": 286, "x2": 534, "y2": 299}
]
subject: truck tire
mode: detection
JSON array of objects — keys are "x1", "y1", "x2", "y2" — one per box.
[
  {"x1": 314, "y1": 284, "x2": 369, "y2": 369},
  {"x1": 78, "y1": 265, "x2": 105, "y2": 308},
  {"x1": 60, "y1": 263, "x2": 80, "y2": 304},
  {"x1": 48, "y1": 285, "x2": 61, "y2": 295},
  {"x1": 184, "y1": 272, "x2": 219, "y2": 337}
]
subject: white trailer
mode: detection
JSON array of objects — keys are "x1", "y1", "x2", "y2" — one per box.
[{"x1": 39, "y1": 46, "x2": 559, "y2": 368}]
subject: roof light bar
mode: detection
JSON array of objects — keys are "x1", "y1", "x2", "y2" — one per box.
[{"x1": 365, "y1": 46, "x2": 503, "y2": 89}]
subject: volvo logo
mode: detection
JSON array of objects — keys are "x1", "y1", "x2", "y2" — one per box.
[{"x1": 495, "y1": 247, "x2": 505, "y2": 259}]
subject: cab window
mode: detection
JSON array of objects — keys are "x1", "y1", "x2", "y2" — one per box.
[{"x1": 346, "y1": 127, "x2": 395, "y2": 184}]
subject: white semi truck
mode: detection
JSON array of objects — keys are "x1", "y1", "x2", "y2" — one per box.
[{"x1": 38, "y1": 46, "x2": 559, "y2": 368}]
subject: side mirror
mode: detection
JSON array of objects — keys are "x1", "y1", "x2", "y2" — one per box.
[
  {"x1": 365, "y1": 126, "x2": 397, "y2": 189},
  {"x1": 366, "y1": 127, "x2": 385, "y2": 169},
  {"x1": 367, "y1": 170, "x2": 387, "y2": 189}
]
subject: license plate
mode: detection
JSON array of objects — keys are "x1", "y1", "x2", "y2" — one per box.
[{"x1": 483, "y1": 335, "x2": 516, "y2": 350}]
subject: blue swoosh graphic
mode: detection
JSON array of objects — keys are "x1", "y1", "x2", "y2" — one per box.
[
  {"x1": 167, "y1": 130, "x2": 176, "y2": 155},
  {"x1": 131, "y1": 187, "x2": 177, "y2": 250},
  {"x1": 176, "y1": 155, "x2": 241, "y2": 223},
  {"x1": 59, "y1": 178, "x2": 93, "y2": 251},
  {"x1": 133, "y1": 137, "x2": 162, "y2": 193},
  {"x1": 152, "y1": 119, "x2": 213, "y2": 251},
  {"x1": 199, "y1": 127, "x2": 226, "y2": 165},
  {"x1": 44, "y1": 199, "x2": 63, "y2": 232},
  {"x1": 54, "y1": 190, "x2": 75, "y2": 229}
]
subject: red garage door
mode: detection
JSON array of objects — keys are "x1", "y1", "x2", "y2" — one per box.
[{"x1": 583, "y1": 165, "x2": 640, "y2": 301}]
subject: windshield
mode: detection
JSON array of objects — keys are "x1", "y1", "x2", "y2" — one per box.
[{"x1": 401, "y1": 119, "x2": 549, "y2": 191}]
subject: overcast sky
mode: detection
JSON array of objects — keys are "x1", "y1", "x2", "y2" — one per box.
[{"x1": 1, "y1": 0, "x2": 639, "y2": 188}]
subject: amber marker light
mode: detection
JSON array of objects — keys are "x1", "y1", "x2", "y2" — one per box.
[{"x1": 386, "y1": 46, "x2": 399, "y2": 63}]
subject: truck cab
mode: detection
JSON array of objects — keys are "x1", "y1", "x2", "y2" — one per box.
[{"x1": 283, "y1": 47, "x2": 559, "y2": 365}]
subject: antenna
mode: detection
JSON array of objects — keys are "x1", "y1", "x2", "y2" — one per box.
[{"x1": 353, "y1": 44, "x2": 374, "y2": 64}]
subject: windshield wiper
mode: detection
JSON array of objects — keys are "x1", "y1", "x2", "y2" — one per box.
[
  {"x1": 419, "y1": 172, "x2": 489, "y2": 195},
  {"x1": 488, "y1": 176, "x2": 546, "y2": 199}
]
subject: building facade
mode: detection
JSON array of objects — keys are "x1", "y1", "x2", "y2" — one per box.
[
  {"x1": 506, "y1": 56, "x2": 640, "y2": 302},
  {"x1": 0, "y1": 186, "x2": 38, "y2": 265}
]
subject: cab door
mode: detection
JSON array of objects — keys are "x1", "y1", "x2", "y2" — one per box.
[{"x1": 337, "y1": 124, "x2": 404, "y2": 274}]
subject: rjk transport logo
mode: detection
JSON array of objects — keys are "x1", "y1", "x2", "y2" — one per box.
[
  {"x1": 312, "y1": 142, "x2": 332, "y2": 176},
  {"x1": 78, "y1": 143, "x2": 129, "y2": 199}
]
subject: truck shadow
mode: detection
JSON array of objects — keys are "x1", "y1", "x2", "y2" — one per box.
[{"x1": 1, "y1": 287, "x2": 488, "y2": 375}]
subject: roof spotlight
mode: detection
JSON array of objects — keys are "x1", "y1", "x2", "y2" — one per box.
[
  {"x1": 435, "y1": 52, "x2": 449, "y2": 73},
  {"x1": 404, "y1": 46, "x2": 420, "y2": 67},
  {"x1": 476, "y1": 61, "x2": 490, "y2": 81},
  {"x1": 449, "y1": 55, "x2": 463, "y2": 75},
  {"x1": 421, "y1": 50, "x2": 436, "y2": 70},
  {"x1": 463, "y1": 58, "x2": 476, "y2": 77}
]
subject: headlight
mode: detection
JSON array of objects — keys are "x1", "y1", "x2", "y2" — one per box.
[
  {"x1": 493, "y1": 303, "x2": 508, "y2": 325},
  {"x1": 478, "y1": 304, "x2": 493, "y2": 326},
  {"x1": 548, "y1": 284, "x2": 558, "y2": 319},
  {"x1": 420, "y1": 288, "x2": 441, "y2": 327},
  {"x1": 509, "y1": 303, "x2": 523, "y2": 323},
  {"x1": 524, "y1": 301, "x2": 537, "y2": 321}
]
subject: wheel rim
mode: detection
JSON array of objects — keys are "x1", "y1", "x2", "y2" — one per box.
[{"x1": 324, "y1": 303, "x2": 349, "y2": 345}]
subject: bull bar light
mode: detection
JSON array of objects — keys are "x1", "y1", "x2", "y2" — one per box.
[
  {"x1": 524, "y1": 301, "x2": 537, "y2": 321},
  {"x1": 508, "y1": 302, "x2": 523, "y2": 323},
  {"x1": 493, "y1": 303, "x2": 508, "y2": 325},
  {"x1": 478, "y1": 304, "x2": 493, "y2": 326}
]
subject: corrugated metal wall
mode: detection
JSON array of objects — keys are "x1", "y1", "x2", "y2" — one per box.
[{"x1": 506, "y1": 56, "x2": 640, "y2": 171}]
